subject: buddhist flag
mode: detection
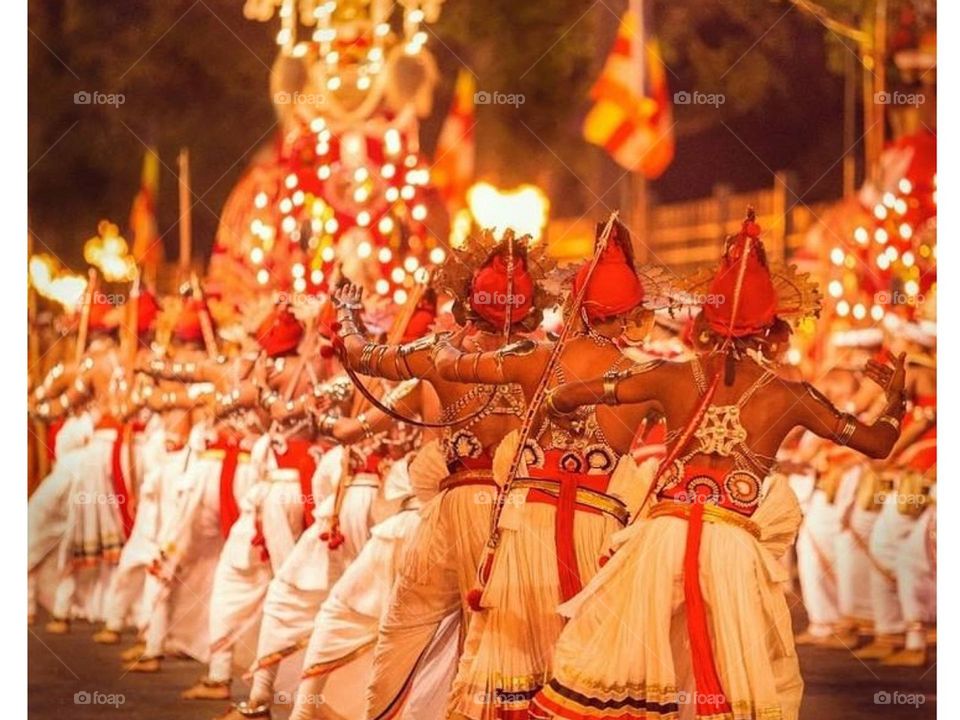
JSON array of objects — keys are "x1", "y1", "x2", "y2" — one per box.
[
  {"x1": 583, "y1": 9, "x2": 674, "y2": 179},
  {"x1": 433, "y1": 69, "x2": 476, "y2": 212},
  {"x1": 130, "y1": 147, "x2": 162, "y2": 275}
]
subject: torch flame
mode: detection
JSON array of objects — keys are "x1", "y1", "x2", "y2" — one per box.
[
  {"x1": 466, "y1": 182, "x2": 550, "y2": 243},
  {"x1": 29, "y1": 255, "x2": 88, "y2": 312},
  {"x1": 84, "y1": 220, "x2": 137, "y2": 282}
]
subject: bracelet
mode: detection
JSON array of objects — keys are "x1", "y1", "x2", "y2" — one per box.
[
  {"x1": 545, "y1": 389, "x2": 576, "y2": 416},
  {"x1": 471, "y1": 352, "x2": 482, "y2": 380},
  {"x1": 318, "y1": 415, "x2": 337, "y2": 437},
  {"x1": 876, "y1": 414, "x2": 901, "y2": 432},
  {"x1": 834, "y1": 413, "x2": 857, "y2": 446},
  {"x1": 600, "y1": 372, "x2": 620, "y2": 405},
  {"x1": 357, "y1": 412, "x2": 374, "y2": 438},
  {"x1": 338, "y1": 318, "x2": 362, "y2": 339},
  {"x1": 359, "y1": 344, "x2": 376, "y2": 375},
  {"x1": 452, "y1": 354, "x2": 464, "y2": 383},
  {"x1": 372, "y1": 345, "x2": 389, "y2": 375}
]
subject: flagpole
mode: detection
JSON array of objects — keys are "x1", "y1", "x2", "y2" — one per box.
[{"x1": 630, "y1": 0, "x2": 649, "y2": 263}]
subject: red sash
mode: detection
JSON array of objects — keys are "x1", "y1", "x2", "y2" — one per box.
[
  {"x1": 209, "y1": 433, "x2": 245, "y2": 539},
  {"x1": 524, "y1": 450, "x2": 614, "y2": 602},
  {"x1": 98, "y1": 416, "x2": 135, "y2": 539},
  {"x1": 276, "y1": 438, "x2": 320, "y2": 527}
]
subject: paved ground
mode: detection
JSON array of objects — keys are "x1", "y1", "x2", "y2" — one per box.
[{"x1": 29, "y1": 607, "x2": 935, "y2": 719}]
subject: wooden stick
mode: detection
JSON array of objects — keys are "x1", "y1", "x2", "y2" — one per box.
[
  {"x1": 485, "y1": 213, "x2": 618, "y2": 546},
  {"x1": 178, "y1": 149, "x2": 192, "y2": 273},
  {"x1": 75, "y1": 268, "x2": 98, "y2": 362},
  {"x1": 190, "y1": 272, "x2": 218, "y2": 360}
]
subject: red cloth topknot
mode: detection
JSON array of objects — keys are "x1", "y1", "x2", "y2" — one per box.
[
  {"x1": 256, "y1": 304, "x2": 305, "y2": 357},
  {"x1": 470, "y1": 253, "x2": 535, "y2": 327},
  {"x1": 703, "y1": 214, "x2": 777, "y2": 338},
  {"x1": 572, "y1": 221, "x2": 645, "y2": 321},
  {"x1": 136, "y1": 289, "x2": 160, "y2": 335},
  {"x1": 173, "y1": 298, "x2": 207, "y2": 344}
]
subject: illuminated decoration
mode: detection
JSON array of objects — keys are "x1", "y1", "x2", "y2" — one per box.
[
  {"x1": 83, "y1": 220, "x2": 137, "y2": 282},
  {"x1": 209, "y1": 0, "x2": 450, "y2": 311},
  {"x1": 29, "y1": 254, "x2": 88, "y2": 312},
  {"x1": 824, "y1": 150, "x2": 936, "y2": 326},
  {"x1": 466, "y1": 182, "x2": 550, "y2": 243}
]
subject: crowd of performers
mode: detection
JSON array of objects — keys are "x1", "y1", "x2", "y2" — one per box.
[{"x1": 27, "y1": 211, "x2": 934, "y2": 720}]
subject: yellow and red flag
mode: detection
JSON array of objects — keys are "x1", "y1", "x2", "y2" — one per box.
[
  {"x1": 433, "y1": 69, "x2": 476, "y2": 213},
  {"x1": 583, "y1": 10, "x2": 674, "y2": 179},
  {"x1": 129, "y1": 147, "x2": 162, "y2": 275}
]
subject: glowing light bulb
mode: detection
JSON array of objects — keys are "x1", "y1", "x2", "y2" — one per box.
[
  {"x1": 828, "y1": 280, "x2": 843, "y2": 298},
  {"x1": 257, "y1": 268, "x2": 270, "y2": 285},
  {"x1": 310, "y1": 269, "x2": 323, "y2": 284},
  {"x1": 321, "y1": 246, "x2": 336, "y2": 262},
  {"x1": 393, "y1": 289, "x2": 408, "y2": 304},
  {"x1": 836, "y1": 300, "x2": 850, "y2": 317},
  {"x1": 429, "y1": 247, "x2": 446, "y2": 264},
  {"x1": 255, "y1": 192, "x2": 268, "y2": 209},
  {"x1": 325, "y1": 218, "x2": 339, "y2": 234},
  {"x1": 285, "y1": 174, "x2": 298, "y2": 189},
  {"x1": 327, "y1": 76, "x2": 342, "y2": 91},
  {"x1": 381, "y1": 163, "x2": 396, "y2": 179},
  {"x1": 384, "y1": 129, "x2": 401, "y2": 156},
  {"x1": 830, "y1": 248, "x2": 845, "y2": 265},
  {"x1": 250, "y1": 247, "x2": 265, "y2": 264},
  {"x1": 875, "y1": 228, "x2": 888, "y2": 244},
  {"x1": 293, "y1": 277, "x2": 306, "y2": 292},
  {"x1": 902, "y1": 251, "x2": 915, "y2": 267},
  {"x1": 854, "y1": 226, "x2": 869, "y2": 245},
  {"x1": 871, "y1": 305, "x2": 885, "y2": 321},
  {"x1": 378, "y1": 247, "x2": 392, "y2": 263},
  {"x1": 852, "y1": 303, "x2": 866, "y2": 320},
  {"x1": 378, "y1": 216, "x2": 394, "y2": 234},
  {"x1": 899, "y1": 223, "x2": 913, "y2": 239},
  {"x1": 292, "y1": 263, "x2": 305, "y2": 279},
  {"x1": 411, "y1": 204, "x2": 427, "y2": 221},
  {"x1": 375, "y1": 279, "x2": 390, "y2": 295},
  {"x1": 358, "y1": 241, "x2": 372, "y2": 258},
  {"x1": 898, "y1": 178, "x2": 913, "y2": 194},
  {"x1": 874, "y1": 205, "x2": 887, "y2": 220},
  {"x1": 385, "y1": 187, "x2": 400, "y2": 202},
  {"x1": 391, "y1": 267, "x2": 405, "y2": 283},
  {"x1": 318, "y1": 165, "x2": 332, "y2": 180},
  {"x1": 357, "y1": 211, "x2": 371, "y2": 227}
]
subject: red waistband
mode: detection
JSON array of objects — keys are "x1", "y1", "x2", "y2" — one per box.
[{"x1": 657, "y1": 464, "x2": 761, "y2": 518}]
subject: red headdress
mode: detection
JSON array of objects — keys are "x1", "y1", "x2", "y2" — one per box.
[
  {"x1": 437, "y1": 229, "x2": 557, "y2": 333},
  {"x1": 173, "y1": 298, "x2": 207, "y2": 344},
  {"x1": 136, "y1": 289, "x2": 160, "y2": 335},
  {"x1": 703, "y1": 213, "x2": 777, "y2": 338},
  {"x1": 256, "y1": 303, "x2": 305, "y2": 357},
  {"x1": 88, "y1": 293, "x2": 118, "y2": 333},
  {"x1": 572, "y1": 220, "x2": 646, "y2": 321},
  {"x1": 470, "y1": 252, "x2": 535, "y2": 327},
  {"x1": 402, "y1": 291, "x2": 438, "y2": 343},
  {"x1": 684, "y1": 207, "x2": 820, "y2": 341}
]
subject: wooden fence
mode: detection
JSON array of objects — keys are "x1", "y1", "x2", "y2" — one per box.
[{"x1": 549, "y1": 171, "x2": 835, "y2": 272}]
